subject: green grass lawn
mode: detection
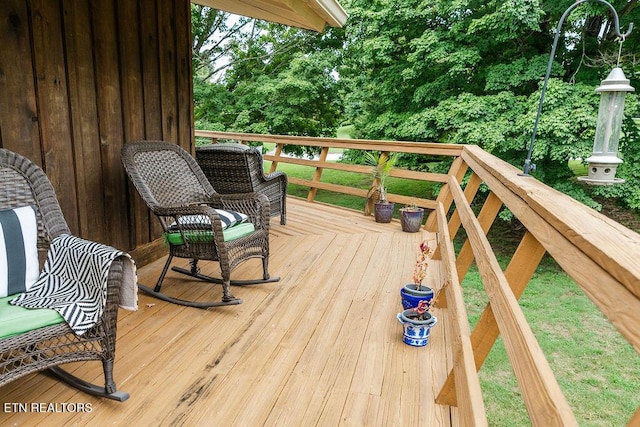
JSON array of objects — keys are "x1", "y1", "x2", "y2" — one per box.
[
  {"x1": 337, "y1": 124, "x2": 355, "y2": 139},
  {"x1": 569, "y1": 158, "x2": 589, "y2": 175},
  {"x1": 269, "y1": 159, "x2": 639, "y2": 425},
  {"x1": 464, "y1": 261, "x2": 639, "y2": 426},
  {"x1": 266, "y1": 161, "x2": 435, "y2": 214}
]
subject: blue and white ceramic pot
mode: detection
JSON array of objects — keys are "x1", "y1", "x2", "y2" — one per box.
[
  {"x1": 397, "y1": 310, "x2": 438, "y2": 347},
  {"x1": 400, "y1": 284, "x2": 434, "y2": 310}
]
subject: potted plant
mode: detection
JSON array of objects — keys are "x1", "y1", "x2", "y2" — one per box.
[
  {"x1": 400, "y1": 240, "x2": 435, "y2": 309},
  {"x1": 399, "y1": 200, "x2": 424, "y2": 233},
  {"x1": 397, "y1": 280, "x2": 449, "y2": 347},
  {"x1": 397, "y1": 299, "x2": 438, "y2": 347},
  {"x1": 363, "y1": 151, "x2": 398, "y2": 223}
]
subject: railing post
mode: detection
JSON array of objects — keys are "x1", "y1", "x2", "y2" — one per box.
[
  {"x1": 425, "y1": 156, "x2": 467, "y2": 232},
  {"x1": 269, "y1": 143, "x2": 285, "y2": 173},
  {"x1": 446, "y1": 172, "x2": 483, "y2": 242},
  {"x1": 437, "y1": 231, "x2": 546, "y2": 406},
  {"x1": 307, "y1": 147, "x2": 329, "y2": 203},
  {"x1": 432, "y1": 171, "x2": 483, "y2": 263},
  {"x1": 456, "y1": 191, "x2": 503, "y2": 281},
  {"x1": 434, "y1": 202, "x2": 488, "y2": 423}
]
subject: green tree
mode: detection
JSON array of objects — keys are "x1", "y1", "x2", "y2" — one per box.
[
  {"x1": 191, "y1": 5, "x2": 254, "y2": 84},
  {"x1": 193, "y1": 12, "x2": 345, "y2": 155},
  {"x1": 340, "y1": 0, "x2": 640, "y2": 209}
]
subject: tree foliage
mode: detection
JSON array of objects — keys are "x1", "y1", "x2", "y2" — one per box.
[
  {"x1": 192, "y1": 5, "x2": 254, "y2": 83},
  {"x1": 193, "y1": 1, "x2": 640, "y2": 209},
  {"x1": 192, "y1": 6, "x2": 345, "y2": 156},
  {"x1": 339, "y1": 0, "x2": 640, "y2": 209}
]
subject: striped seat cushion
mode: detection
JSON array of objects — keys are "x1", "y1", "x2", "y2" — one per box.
[
  {"x1": 168, "y1": 209, "x2": 249, "y2": 231},
  {"x1": 0, "y1": 206, "x2": 40, "y2": 297},
  {"x1": 165, "y1": 209, "x2": 253, "y2": 246}
]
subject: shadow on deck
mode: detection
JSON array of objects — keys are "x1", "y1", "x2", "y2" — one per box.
[{"x1": 0, "y1": 198, "x2": 455, "y2": 426}]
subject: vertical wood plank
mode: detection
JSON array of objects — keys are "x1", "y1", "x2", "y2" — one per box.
[
  {"x1": 0, "y1": 0, "x2": 40, "y2": 160},
  {"x1": 158, "y1": 0, "x2": 178, "y2": 146},
  {"x1": 175, "y1": 0, "x2": 193, "y2": 153},
  {"x1": 62, "y1": 0, "x2": 106, "y2": 242},
  {"x1": 117, "y1": 0, "x2": 151, "y2": 249},
  {"x1": 140, "y1": 0, "x2": 162, "y2": 141},
  {"x1": 30, "y1": 0, "x2": 79, "y2": 232},
  {"x1": 90, "y1": 0, "x2": 128, "y2": 249},
  {"x1": 139, "y1": 0, "x2": 164, "y2": 240}
]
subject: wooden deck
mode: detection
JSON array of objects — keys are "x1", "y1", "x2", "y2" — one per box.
[{"x1": 1, "y1": 198, "x2": 455, "y2": 426}]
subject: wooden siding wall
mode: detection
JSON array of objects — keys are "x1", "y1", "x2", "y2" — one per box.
[{"x1": 0, "y1": 0, "x2": 193, "y2": 252}]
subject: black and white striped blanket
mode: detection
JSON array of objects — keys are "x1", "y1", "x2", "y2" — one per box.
[{"x1": 10, "y1": 234, "x2": 137, "y2": 335}]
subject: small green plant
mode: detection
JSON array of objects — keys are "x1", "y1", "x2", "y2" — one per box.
[
  {"x1": 401, "y1": 198, "x2": 421, "y2": 212},
  {"x1": 363, "y1": 151, "x2": 399, "y2": 205}
]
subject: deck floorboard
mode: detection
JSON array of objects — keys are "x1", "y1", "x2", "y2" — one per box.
[{"x1": 0, "y1": 198, "x2": 453, "y2": 426}]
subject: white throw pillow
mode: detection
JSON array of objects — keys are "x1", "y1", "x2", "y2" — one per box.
[{"x1": 0, "y1": 206, "x2": 40, "y2": 297}]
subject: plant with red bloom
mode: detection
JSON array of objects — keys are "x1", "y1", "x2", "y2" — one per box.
[{"x1": 412, "y1": 240, "x2": 434, "y2": 291}]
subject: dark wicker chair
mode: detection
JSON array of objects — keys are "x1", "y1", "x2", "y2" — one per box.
[
  {"x1": 196, "y1": 143, "x2": 288, "y2": 225},
  {"x1": 0, "y1": 149, "x2": 128, "y2": 401},
  {"x1": 121, "y1": 141, "x2": 279, "y2": 308}
]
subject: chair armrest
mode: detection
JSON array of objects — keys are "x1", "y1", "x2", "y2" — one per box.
[
  {"x1": 101, "y1": 257, "x2": 125, "y2": 354},
  {"x1": 217, "y1": 192, "x2": 270, "y2": 231},
  {"x1": 264, "y1": 171, "x2": 287, "y2": 182},
  {"x1": 156, "y1": 195, "x2": 269, "y2": 240},
  {"x1": 156, "y1": 204, "x2": 230, "y2": 236}
]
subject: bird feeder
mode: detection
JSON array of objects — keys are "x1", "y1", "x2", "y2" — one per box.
[{"x1": 578, "y1": 67, "x2": 634, "y2": 185}]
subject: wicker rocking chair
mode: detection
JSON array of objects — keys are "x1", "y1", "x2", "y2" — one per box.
[
  {"x1": 195, "y1": 143, "x2": 288, "y2": 225},
  {"x1": 0, "y1": 149, "x2": 129, "y2": 401},
  {"x1": 121, "y1": 141, "x2": 279, "y2": 308}
]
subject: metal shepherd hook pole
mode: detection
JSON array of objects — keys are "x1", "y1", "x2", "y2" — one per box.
[{"x1": 522, "y1": 0, "x2": 633, "y2": 176}]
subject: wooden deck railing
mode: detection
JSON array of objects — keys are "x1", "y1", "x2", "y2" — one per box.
[{"x1": 195, "y1": 130, "x2": 640, "y2": 426}]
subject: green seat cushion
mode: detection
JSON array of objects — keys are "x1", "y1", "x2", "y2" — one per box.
[
  {"x1": 221, "y1": 222, "x2": 256, "y2": 241},
  {"x1": 165, "y1": 222, "x2": 256, "y2": 246},
  {"x1": 0, "y1": 295, "x2": 65, "y2": 339}
]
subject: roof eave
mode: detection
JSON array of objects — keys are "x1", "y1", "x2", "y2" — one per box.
[{"x1": 193, "y1": 0, "x2": 348, "y2": 32}]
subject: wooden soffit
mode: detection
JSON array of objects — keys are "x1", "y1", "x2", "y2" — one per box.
[{"x1": 193, "y1": 0, "x2": 348, "y2": 32}]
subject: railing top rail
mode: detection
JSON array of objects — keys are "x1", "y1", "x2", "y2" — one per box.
[
  {"x1": 462, "y1": 145, "x2": 640, "y2": 354},
  {"x1": 462, "y1": 145, "x2": 640, "y2": 298},
  {"x1": 195, "y1": 130, "x2": 465, "y2": 156}
]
